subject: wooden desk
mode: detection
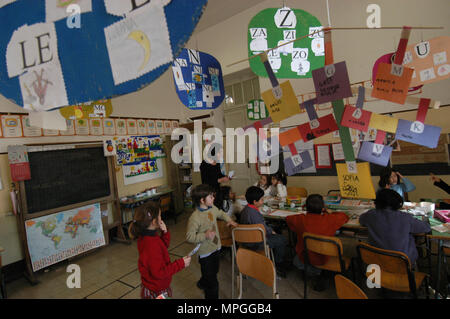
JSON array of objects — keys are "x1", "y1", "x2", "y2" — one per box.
[{"x1": 119, "y1": 188, "x2": 174, "y2": 224}]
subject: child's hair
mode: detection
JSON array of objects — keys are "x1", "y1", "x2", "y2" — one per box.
[
  {"x1": 375, "y1": 189, "x2": 404, "y2": 210},
  {"x1": 378, "y1": 167, "x2": 393, "y2": 188},
  {"x1": 272, "y1": 172, "x2": 287, "y2": 186},
  {"x1": 191, "y1": 184, "x2": 214, "y2": 207},
  {"x1": 245, "y1": 186, "x2": 264, "y2": 205},
  {"x1": 128, "y1": 201, "x2": 160, "y2": 239},
  {"x1": 306, "y1": 194, "x2": 325, "y2": 214},
  {"x1": 259, "y1": 174, "x2": 270, "y2": 189}
]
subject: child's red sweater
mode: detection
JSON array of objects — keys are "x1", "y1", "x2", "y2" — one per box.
[
  {"x1": 286, "y1": 212, "x2": 349, "y2": 266},
  {"x1": 137, "y1": 229, "x2": 185, "y2": 293}
]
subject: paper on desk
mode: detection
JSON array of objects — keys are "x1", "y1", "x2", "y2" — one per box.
[
  {"x1": 188, "y1": 243, "x2": 201, "y2": 256},
  {"x1": 432, "y1": 223, "x2": 450, "y2": 233},
  {"x1": 270, "y1": 210, "x2": 304, "y2": 217}
]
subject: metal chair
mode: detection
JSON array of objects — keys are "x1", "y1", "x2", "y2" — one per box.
[
  {"x1": 160, "y1": 195, "x2": 177, "y2": 224},
  {"x1": 303, "y1": 232, "x2": 353, "y2": 299},
  {"x1": 287, "y1": 187, "x2": 308, "y2": 198},
  {"x1": 236, "y1": 248, "x2": 279, "y2": 299},
  {"x1": 334, "y1": 274, "x2": 367, "y2": 299},
  {"x1": 357, "y1": 242, "x2": 430, "y2": 299},
  {"x1": 231, "y1": 224, "x2": 274, "y2": 299}
]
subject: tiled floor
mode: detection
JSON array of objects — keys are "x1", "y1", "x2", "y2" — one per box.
[{"x1": 3, "y1": 210, "x2": 438, "y2": 299}]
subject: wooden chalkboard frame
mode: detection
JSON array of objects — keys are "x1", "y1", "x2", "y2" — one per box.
[{"x1": 16, "y1": 142, "x2": 128, "y2": 285}]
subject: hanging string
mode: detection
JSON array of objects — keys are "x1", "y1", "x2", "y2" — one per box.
[{"x1": 326, "y1": 0, "x2": 331, "y2": 27}]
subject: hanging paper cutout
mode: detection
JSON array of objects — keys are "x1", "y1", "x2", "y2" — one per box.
[
  {"x1": 279, "y1": 126, "x2": 302, "y2": 147},
  {"x1": 59, "y1": 100, "x2": 113, "y2": 120},
  {"x1": 248, "y1": 7, "x2": 324, "y2": 78},
  {"x1": 261, "y1": 81, "x2": 299, "y2": 123},
  {"x1": 336, "y1": 162, "x2": 376, "y2": 199},
  {"x1": 296, "y1": 99, "x2": 339, "y2": 141},
  {"x1": 368, "y1": 113, "x2": 399, "y2": 134},
  {"x1": 45, "y1": 0, "x2": 92, "y2": 23},
  {"x1": 333, "y1": 99, "x2": 357, "y2": 173},
  {"x1": 402, "y1": 36, "x2": 450, "y2": 86},
  {"x1": 340, "y1": 86, "x2": 372, "y2": 132},
  {"x1": 357, "y1": 130, "x2": 392, "y2": 167},
  {"x1": 395, "y1": 98, "x2": 442, "y2": 148},
  {"x1": 0, "y1": 0, "x2": 207, "y2": 109},
  {"x1": 312, "y1": 61, "x2": 352, "y2": 104},
  {"x1": 372, "y1": 27, "x2": 414, "y2": 104},
  {"x1": 8, "y1": 145, "x2": 31, "y2": 181},
  {"x1": 171, "y1": 49, "x2": 225, "y2": 110},
  {"x1": 247, "y1": 99, "x2": 269, "y2": 120},
  {"x1": 282, "y1": 138, "x2": 316, "y2": 175}
]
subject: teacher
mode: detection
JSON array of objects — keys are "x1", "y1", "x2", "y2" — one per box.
[{"x1": 200, "y1": 146, "x2": 230, "y2": 207}]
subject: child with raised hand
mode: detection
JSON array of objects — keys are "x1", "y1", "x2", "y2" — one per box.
[
  {"x1": 186, "y1": 184, "x2": 238, "y2": 299},
  {"x1": 129, "y1": 201, "x2": 191, "y2": 299}
]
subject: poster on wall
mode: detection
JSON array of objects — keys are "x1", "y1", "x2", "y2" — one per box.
[
  {"x1": 248, "y1": 7, "x2": 324, "y2": 78},
  {"x1": 247, "y1": 99, "x2": 269, "y2": 120},
  {"x1": 102, "y1": 118, "x2": 115, "y2": 136},
  {"x1": 155, "y1": 120, "x2": 164, "y2": 134},
  {"x1": 59, "y1": 119, "x2": 75, "y2": 136},
  {"x1": 116, "y1": 135, "x2": 163, "y2": 166},
  {"x1": 137, "y1": 119, "x2": 148, "y2": 135},
  {"x1": 123, "y1": 158, "x2": 164, "y2": 185},
  {"x1": 147, "y1": 120, "x2": 156, "y2": 134},
  {"x1": 21, "y1": 115, "x2": 42, "y2": 137},
  {"x1": 1, "y1": 115, "x2": 22, "y2": 137},
  {"x1": 171, "y1": 48, "x2": 225, "y2": 110},
  {"x1": 115, "y1": 119, "x2": 127, "y2": 136},
  {"x1": 75, "y1": 118, "x2": 89, "y2": 135},
  {"x1": 89, "y1": 118, "x2": 103, "y2": 136},
  {"x1": 25, "y1": 203, "x2": 105, "y2": 272},
  {"x1": 59, "y1": 100, "x2": 113, "y2": 120},
  {"x1": 164, "y1": 120, "x2": 172, "y2": 134},
  {"x1": 126, "y1": 119, "x2": 138, "y2": 135}
]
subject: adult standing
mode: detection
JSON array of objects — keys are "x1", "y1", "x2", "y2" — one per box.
[{"x1": 200, "y1": 147, "x2": 230, "y2": 208}]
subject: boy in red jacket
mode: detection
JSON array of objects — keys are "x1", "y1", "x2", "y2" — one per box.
[
  {"x1": 286, "y1": 194, "x2": 349, "y2": 290},
  {"x1": 129, "y1": 201, "x2": 191, "y2": 299}
]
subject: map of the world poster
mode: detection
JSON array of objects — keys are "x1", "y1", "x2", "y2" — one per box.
[{"x1": 25, "y1": 203, "x2": 105, "y2": 272}]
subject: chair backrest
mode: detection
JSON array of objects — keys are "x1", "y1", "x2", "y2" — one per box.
[
  {"x1": 236, "y1": 248, "x2": 278, "y2": 298},
  {"x1": 287, "y1": 187, "x2": 308, "y2": 197},
  {"x1": 232, "y1": 224, "x2": 266, "y2": 244},
  {"x1": 303, "y1": 232, "x2": 343, "y2": 257},
  {"x1": 357, "y1": 242, "x2": 411, "y2": 274},
  {"x1": 160, "y1": 195, "x2": 171, "y2": 212},
  {"x1": 217, "y1": 220, "x2": 232, "y2": 242},
  {"x1": 334, "y1": 274, "x2": 368, "y2": 299}
]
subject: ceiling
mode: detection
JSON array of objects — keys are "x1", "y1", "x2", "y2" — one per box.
[{"x1": 194, "y1": 0, "x2": 267, "y2": 33}]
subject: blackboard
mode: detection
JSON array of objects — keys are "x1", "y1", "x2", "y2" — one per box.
[{"x1": 24, "y1": 146, "x2": 111, "y2": 214}]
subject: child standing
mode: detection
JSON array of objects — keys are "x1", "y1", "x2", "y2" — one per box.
[
  {"x1": 186, "y1": 184, "x2": 238, "y2": 299},
  {"x1": 129, "y1": 201, "x2": 191, "y2": 299}
]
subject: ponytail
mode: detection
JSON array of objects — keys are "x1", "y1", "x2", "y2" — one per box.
[{"x1": 128, "y1": 201, "x2": 160, "y2": 239}]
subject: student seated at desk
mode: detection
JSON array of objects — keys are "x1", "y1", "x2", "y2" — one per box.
[
  {"x1": 378, "y1": 167, "x2": 415, "y2": 200},
  {"x1": 359, "y1": 189, "x2": 431, "y2": 265},
  {"x1": 285, "y1": 194, "x2": 349, "y2": 291},
  {"x1": 269, "y1": 172, "x2": 288, "y2": 199},
  {"x1": 216, "y1": 185, "x2": 236, "y2": 219},
  {"x1": 254, "y1": 174, "x2": 271, "y2": 197},
  {"x1": 240, "y1": 186, "x2": 288, "y2": 277}
]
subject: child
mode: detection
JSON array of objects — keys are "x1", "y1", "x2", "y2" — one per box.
[
  {"x1": 270, "y1": 172, "x2": 288, "y2": 199},
  {"x1": 128, "y1": 201, "x2": 191, "y2": 299},
  {"x1": 240, "y1": 186, "x2": 288, "y2": 277},
  {"x1": 254, "y1": 174, "x2": 271, "y2": 197},
  {"x1": 378, "y1": 167, "x2": 415, "y2": 200},
  {"x1": 217, "y1": 185, "x2": 235, "y2": 219},
  {"x1": 359, "y1": 189, "x2": 431, "y2": 265},
  {"x1": 285, "y1": 194, "x2": 349, "y2": 290},
  {"x1": 186, "y1": 184, "x2": 238, "y2": 299}
]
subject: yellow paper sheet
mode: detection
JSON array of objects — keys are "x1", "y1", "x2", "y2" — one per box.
[
  {"x1": 261, "y1": 81, "x2": 299, "y2": 123},
  {"x1": 336, "y1": 162, "x2": 376, "y2": 199},
  {"x1": 368, "y1": 113, "x2": 399, "y2": 134}
]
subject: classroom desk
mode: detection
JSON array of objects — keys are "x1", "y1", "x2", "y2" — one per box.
[{"x1": 119, "y1": 188, "x2": 174, "y2": 224}]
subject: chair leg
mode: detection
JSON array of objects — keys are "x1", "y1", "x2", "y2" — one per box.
[{"x1": 303, "y1": 268, "x2": 307, "y2": 299}]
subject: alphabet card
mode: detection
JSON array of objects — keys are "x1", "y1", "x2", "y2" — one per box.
[
  {"x1": 102, "y1": 118, "x2": 115, "y2": 136},
  {"x1": 261, "y1": 80, "x2": 299, "y2": 123},
  {"x1": 357, "y1": 130, "x2": 392, "y2": 167},
  {"x1": 171, "y1": 49, "x2": 225, "y2": 110},
  {"x1": 336, "y1": 162, "x2": 376, "y2": 199},
  {"x1": 395, "y1": 98, "x2": 442, "y2": 148},
  {"x1": 368, "y1": 113, "x2": 399, "y2": 134},
  {"x1": 1, "y1": 115, "x2": 22, "y2": 137},
  {"x1": 312, "y1": 61, "x2": 352, "y2": 104},
  {"x1": 297, "y1": 98, "x2": 339, "y2": 141},
  {"x1": 284, "y1": 150, "x2": 314, "y2": 176},
  {"x1": 340, "y1": 86, "x2": 372, "y2": 132},
  {"x1": 372, "y1": 27, "x2": 413, "y2": 104},
  {"x1": 45, "y1": 0, "x2": 92, "y2": 23}
]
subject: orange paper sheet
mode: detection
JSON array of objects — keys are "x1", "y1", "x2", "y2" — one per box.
[{"x1": 371, "y1": 63, "x2": 414, "y2": 104}]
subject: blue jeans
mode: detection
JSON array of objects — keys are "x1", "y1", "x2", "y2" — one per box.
[{"x1": 293, "y1": 255, "x2": 322, "y2": 276}]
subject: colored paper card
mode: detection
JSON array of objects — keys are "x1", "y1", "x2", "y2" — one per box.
[
  {"x1": 21, "y1": 116, "x2": 42, "y2": 137},
  {"x1": 395, "y1": 119, "x2": 442, "y2": 149},
  {"x1": 172, "y1": 49, "x2": 225, "y2": 110},
  {"x1": 332, "y1": 143, "x2": 345, "y2": 161},
  {"x1": 171, "y1": 120, "x2": 179, "y2": 130},
  {"x1": 59, "y1": 100, "x2": 113, "y2": 120},
  {"x1": 261, "y1": 80, "x2": 299, "y2": 123},
  {"x1": 0, "y1": 0, "x2": 207, "y2": 110},
  {"x1": 297, "y1": 114, "x2": 339, "y2": 142},
  {"x1": 336, "y1": 162, "x2": 376, "y2": 199},
  {"x1": 147, "y1": 120, "x2": 156, "y2": 134},
  {"x1": 155, "y1": 120, "x2": 164, "y2": 134},
  {"x1": 115, "y1": 119, "x2": 127, "y2": 135},
  {"x1": 312, "y1": 61, "x2": 352, "y2": 104},
  {"x1": 102, "y1": 118, "x2": 115, "y2": 135},
  {"x1": 314, "y1": 144, "x2": 332, "y2": 169},
  {"x1": 282, "y1": 138, "x2": 316, "y2": 173},
  {"x1": 164, "y1": 120, "x2": 172, "y2": 134},
  {"x1": 279, "y1": 126, "x2": 302, "y2": 147},
  {"x1": 284, "y1": 150, "x2": 314, "y2": 176},
  {"x1": 126, "y1": 119, "x2": 138, "y2": 135},
  {"x1": 248, "y1": 7, "x2": 324, "y2": 78},
  {"x1": 371, "y1": 62, "x2": 414, "y2": 104},
  {"x1": 247, "y1": 99, "x2": 269, "y2": 120},
  {"x1": 75, "y1": 118, "x2": 89, "y2": 135},
  {"x1": 89, "y1": 118, "x2": 103, "y2": 136},
  {"x1": 403, "y1": 36, "x2": 450, "y2": 87},
  {"x1": 103, "y1": 139, "x2": 117, "y2": 157},
  {"x1": 368, "y1": 113, "x2": 399, "y2": 134},
  {"x1": 60, "y1": 119, "x2": 75, "y2": 136},
  {"x1": 7, "y1": 145, "x2": 31, "y2": 181},
  {"x1": 43, "y1": 128, "x2": 59, "y2": 136},
  {"x1": 332, "y1": 100, "x2": 355, "y2": 162},
  {"x1": 1, "y1": 115, "x2": 22, "y2": 137},
  {"x1": 340, "y1": 104, "x2": 372, "y2": 132},
  {"x1": 137, "y1": 119, "x2": 148, "y2": 135},
  {"x1": 357, "y1": 141, "x2": 392, "y2": 167}
]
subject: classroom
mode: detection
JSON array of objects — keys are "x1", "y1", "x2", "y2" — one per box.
[{"x1": 0, "y1": 0, "x2": 449, "y2": 302}]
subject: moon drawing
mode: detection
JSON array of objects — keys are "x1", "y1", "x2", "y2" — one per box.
[{"x1": 128, "y1": 30, "x2": 151, "y2": 71}]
